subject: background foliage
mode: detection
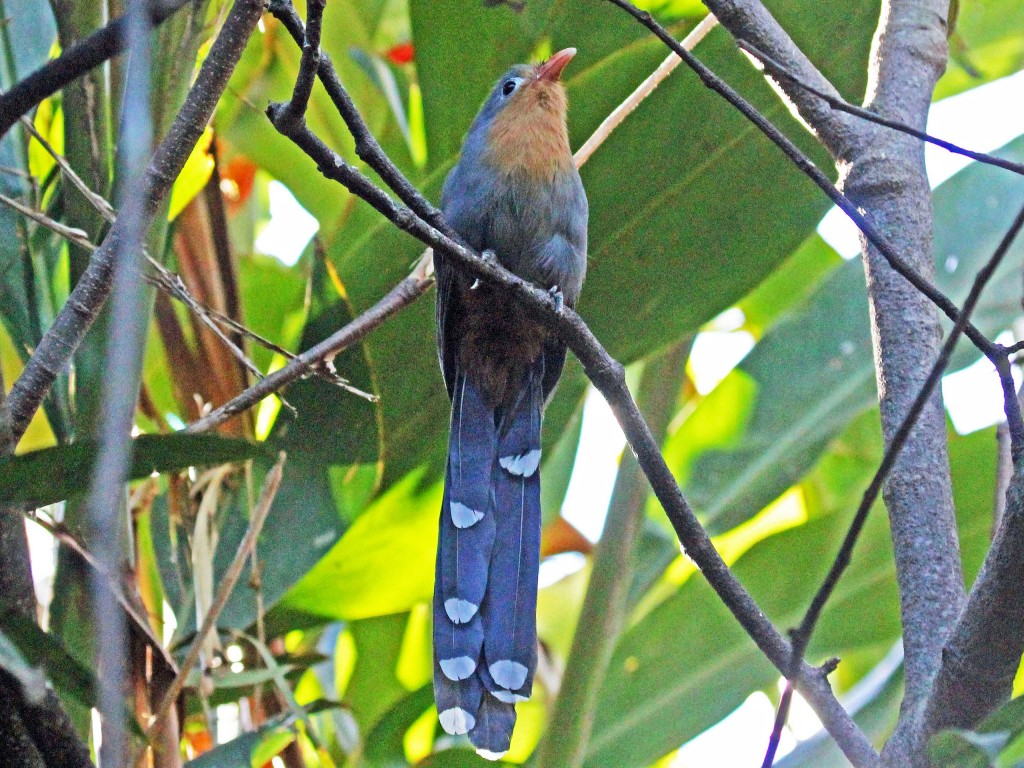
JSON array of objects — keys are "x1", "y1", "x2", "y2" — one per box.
[{"x1": 1, "y1": 0, "x2": 1023, "y2": 765}]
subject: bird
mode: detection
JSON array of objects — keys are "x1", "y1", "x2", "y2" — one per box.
[{"x1": 432, "y1": 47, "x2": 588, "y2": 759}]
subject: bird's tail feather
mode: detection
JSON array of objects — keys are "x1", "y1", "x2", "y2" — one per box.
[
  {"x1": 434, "y1": 372, "x2": 497, "y2": 736},
  {"x1": 433, "y1": 367, "x2": 544, "y2": 758},
  {"x1": 479, "y1": 369, "x2": 543, "y2": 714}
]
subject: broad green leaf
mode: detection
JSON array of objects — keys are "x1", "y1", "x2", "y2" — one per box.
[
  {"x1": 332, "y1": 0, "x2": 880, "y2": 491},
  {"x1": 936, "y1": 0, "x2": 1024, "y2": 100},
  {"x1": 584, "y1": 423, "x2": 996, "y2": 767},
  {"x1": 168, "y1": 127, "x2": 216, "y2": 222},
  {"x1": 0, "y1": 604, "x2": 97, "y2": 711},
  {"x1": 185, "y1": 717, "x2": 295, "y2": 768},
  {"x1": 666, "y1": 133, "x2": 1024, "y2": 536},
  {"x1": 344, "y1": 613, "x2": 412, "y2": 731},
  {"x1": 278, "y1": 470, "x2": 439, "y2": 621},
  {"x1": 0, "y1": 434, "x2": 266, "y2": 506},
  {"x1": 152, "y1": 455, "x2": 347, "y2": 636},
  {"x1": 930, "y1": 696, "x2": 1024, "y2": 767},
  {"x1": 363, "y1": 684, "x2": 434, "y2": 766}
]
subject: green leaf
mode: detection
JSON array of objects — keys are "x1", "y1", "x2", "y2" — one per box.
[
  {"x1": 665, "y1": 133, "x2": 1024, "y2": 536},
  {"x1": 930, "y1": 696, "x2": 1024, "y2": 767},
  {"x1": 0, "y1": 434, "x2": 266, "y2": 506},
  {"x1": 585, "y1": 422, "x2": 996, "y2": 767},
  {"x1": 363, "y1": 684, "x2": 434, "y2": 766},
  {"x1": 343, "y1": 613, "x2": 412, "y2": 731},
  {"x1": 152, "y1": 456, "x2": 348, "y2": 636},
  {"x1": 0, "y1": 603, "x2": 97, "y2": 711},
  {"x1": 278, "y1": 470, "x2": 439, "y2": 622},
  {"x1": 334, "y1": 0, "x2": 881, "y2": 491},
  {"x1": 185, "y1": 721, "x2": 290, "y2": 768},
  {"x1": 936, "y1": 0, "x2": 1024, "y2": 100}
]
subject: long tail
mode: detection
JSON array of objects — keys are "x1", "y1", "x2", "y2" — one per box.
[{"x1": 433, "y1": 369, "x2": 544, "y2": 759}]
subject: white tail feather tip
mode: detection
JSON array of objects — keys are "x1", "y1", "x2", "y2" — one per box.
[
  {"x1": 491, "y1": 688, "x2": 528, "y2": 704},
  {"x1": 439, "y1": 655, "x2": 476, "y2": 681},
  {"x1": 451, "y1": 501, "x2": 484, "y2": 528},
  {"x1": 476, "y1": 749, "x2": 509, "y2": 762},
  {"x1": 489, "y1": 660, "x2": 528, "y2": 691},
  {"x1": 444, "y1": 598, "x2": 478, "y2": 623},
  {"x1": 439, "y1": 707, "x2": 475, "y2": 735},
  {"x1": 499, "y1": 449, "x2": 541, "y2": 477}
]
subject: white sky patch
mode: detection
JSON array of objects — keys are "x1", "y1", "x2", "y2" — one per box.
[
  {"x1": 944, "y1": 332, "x2": 1023, "y2": 434},
  {"x1": 559, "y1": 388, "x2": 626, "y2": 542},
  {"x1": 818, "y1": 69, "x2": 1024, "y2": 259},
  {"x1": 689, "y1": 330, "x2": 756, "y2": 395},
  {"x1": 672, "y1": 691, "x2": 797, "y2": 766},
  {"x1": 255, "y1": 180, "x2": 319, "y2": 266}
]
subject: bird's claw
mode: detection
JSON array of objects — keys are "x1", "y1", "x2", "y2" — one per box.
[
  {"x1": 470, "y1": 250, "x2": 497, "y2": 290},
  {"x1": 549, "y1": 285, "x2": 564, "y2": 313}
]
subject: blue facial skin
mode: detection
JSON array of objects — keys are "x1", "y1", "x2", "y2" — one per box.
[{"x1": 431, "y1": 53, "x2": 588, "y2": 758}]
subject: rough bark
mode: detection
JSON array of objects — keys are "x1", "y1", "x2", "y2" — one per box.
[{"x1": 838, "y1": 2, "x2": 961, "y2": 764}]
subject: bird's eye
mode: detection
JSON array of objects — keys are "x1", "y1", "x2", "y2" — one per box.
[{"x1": 502, "y1": 79, "x2": 517, "y2": 96}]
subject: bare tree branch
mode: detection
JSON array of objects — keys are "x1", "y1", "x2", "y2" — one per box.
[
  {"x1": 0, "y1": 0, "x2": 195, "y2": 138},
  {"x1": 4, "y1": 0, "x2": 266, "y2": 447},
  {"x1": 86, "y1": 2, "x2": 154, "y2": 762},
  {"x1": 735, "y1": 39, "x2": 1024, "y2": 178},
  {"x1": 924, "y1": 463, "x2": 1024, "y2": 735},
  {"x1": 184, "y1": 254, "x2": 433, "y2": 433},
  {"x1": 843, "y1": 5, "x2": 963, "y2": 741},
  {"x1": 764, "y1": 202, "x2": 1024, "y2": 766},
  {"x1": 700, "y1": 0, "x2": 859, "y2": 157},
  {"x1": 263, "y1": 55, "x2": 879, "y2": 766}
]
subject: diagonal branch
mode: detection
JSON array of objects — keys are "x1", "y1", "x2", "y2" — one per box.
[
  {"x1": 263, "y1": 72, "x2": 879, "y2": 768},
  {"x1": 0, "y1": 0, "x2": 196, "y2": 138},
  {"x1": 700, "y1": 0, "x2": 858, "y2": 157},
  {"x1": 736, "y1": 39, "x2": 1024, "y2": 178},
  {"x1": 184, "y1": 255, "x2": 434, "y2": 433},
  {"x1": 600, "y1": 0, "x2": 994, "y2": 362},
  {"x1": 4, "y1": 0, "x2": 266, "y2": 447},
  {"x1": 145, "y1": 452, "x2": 286, "y2": 740}
]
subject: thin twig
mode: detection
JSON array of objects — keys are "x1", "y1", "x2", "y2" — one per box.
[
  {"x1": 145, "y1": 452, "x2": 286, "y2": 739},
  {"x1": 19, "y1": 116, "x2": 117, "y2": 221},
  {"x1": 573, "y1": 14, "x2": 719, "y2": 167},
  {"x1": 16, "y1": 510, "x2": 178, "y2": 676},
  {"x1": 0, "y1": 192, "x2": 95, "y2": 251},
  {"x1": 600, "y1": 0, "x2": 993, "y2": 359},
  {"x1": 185, "y1": 254, "x2": 433, "y2": 432},
  {"x1": 145, "y1": 258, "x2": 375, "y2": 402},
  {"x1": 761, "y1": 200, "x2": 1024, "y2": 766},
  {"x1": 735, "y1": 39, "x2": 1024, "y2": 179}
]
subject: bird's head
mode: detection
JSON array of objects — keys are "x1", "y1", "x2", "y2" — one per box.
[{"x1": 468, "y1": 48, "x2": 578, "y2": 178}]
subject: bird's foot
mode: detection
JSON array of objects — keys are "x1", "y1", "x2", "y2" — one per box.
[{"x1": 549, "y1": 285, "x2": 564, "y2": 313}]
